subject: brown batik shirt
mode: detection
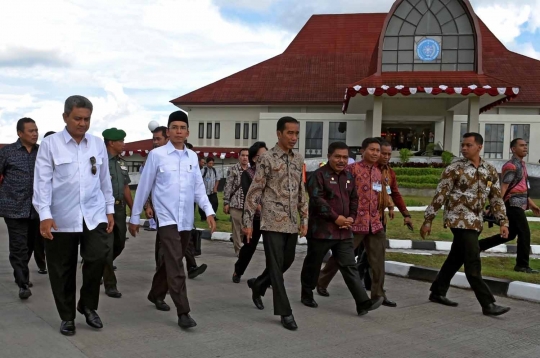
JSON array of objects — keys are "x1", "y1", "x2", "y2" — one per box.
[
  {"x1": 423, "y1": 158, "x2": 509, "y2": 232},
  {"x1": 243, "y1": 144, "x2": 308, "y2": 234}
]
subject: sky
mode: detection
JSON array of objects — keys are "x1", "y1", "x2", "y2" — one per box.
[{"x1": 1, "y1": 0, "x2": 539, "y2": 143}]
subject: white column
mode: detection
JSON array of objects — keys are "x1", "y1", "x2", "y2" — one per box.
[
  {"x1": 444, "y1": 111, "x2": 454, "y2": 152},
  {"x1": 467, "y1": 97, "x2": 480, "y2": 133},
  {"x1": 434, "y1": 120, "x2": 444, "y2": 148},
  {"x1": 365, "y1": 110, "x2": 373, "y2": 138},
  {"x1": 372, "y1": 96, "x2": 383, "y2": 137}
]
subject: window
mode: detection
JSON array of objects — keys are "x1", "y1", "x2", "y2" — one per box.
[
  {"x1": 206, "y1": 123, "x2": 212, "y2": 139},
  {"x1": 305, "y1": 122, "x2": 323, "y2": 158},
  {"x1": 510, "y1": 124, "x2": 530, "y2": 160},
  {"x1": 214, "y1": 123, "x2": 220, "y2": 139},
  {"x1": 235, "y1": 123, "x2": 241, "y2": 139},
  {"x1": 329, "y1": 122, "x2": 347, "y2": 144},
  {"x1": 252, "y1": 123, "x2": 258, "y2": 139},
  {"x1": 126, "y1": 161, "x2": 144, "y2": 173},
  {"x1": 243, "y1": 123, "x2": 249, "y2": 139},
  {"x1": 198, "y1": 123, "x2": 204, "y2": 139},
  {"x1": 484, "y1": 124, "x2": 504, "y2": 159},
  {"x1": 382, "y1": 0, "x2": 476, "y2": 72}
]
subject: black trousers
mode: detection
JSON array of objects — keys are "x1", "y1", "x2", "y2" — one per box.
[
  {"x1": 33, "y1": 235, "x2": 47, "y2": 271},
  {"x1": 478, "y1": 205, "x2": 531, "y2": 268},
  {"x1": 4, "y1": 217, "x2": 39, "y2": 287},
  {"x1": 155, "y1": 224, "x2": 197, "y2": 271},
  {"x1": 103, "y1": 206, "x2": 127, "y2": 289},
  {"x1": 251, "y1": 231, "x2": 297, "y2": 316},
  {"x1": 45, "y1": 222, "x2": 110, "y2": 321},
  {"x1": 198, "y1": 193, "x2": 218, "y2": 221},
  {"x1": 301, "y1": 238, "x2": 370, "y2": 307},
  {"x1": 234, "y1": 219, "x2": 262, "y2": 276},
  {"x1": 430, "y1": 229, "x2": 495, "y2": 307},
  {"x1": 149, "y1": 227, "x2": 191, "y2": 315}
]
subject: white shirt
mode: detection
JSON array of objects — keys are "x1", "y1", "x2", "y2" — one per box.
[
  {"x1": 130, "y1": 141, "x2": 214, "y2": 231},
  {"x1": 33, "y1": 128, "x2": 114, "y2": 232}
]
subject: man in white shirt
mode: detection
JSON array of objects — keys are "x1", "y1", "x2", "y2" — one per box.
[
  {"x1": 129, "y1": 111, "x2": 216, "y2": 329},
  {"x1": 33, "y1": 95, "x2": 115, "y2": 337}
]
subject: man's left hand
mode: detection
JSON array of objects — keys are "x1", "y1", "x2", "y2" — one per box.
[
  {"x1": 207, "y1": 216, "x2": 217, "y2": 234},
  {"x1": 500, "y1": 226, "x2": 509, "y2": 239},
  {"x1": 404, "y1": 216, "x2": 413, "y2": 229},
  {"x1": 388, "y1": 209, "x2": 395, "y2": 220},
  {"x1": 300, "y1": 225, "x2": 308, "y2": 237},
  {"x1": 531, "y1": 205, "x2": 540, "y2": 217},
  {"x1": 106, "y1": 214, "x2": 115, "y2": 233}
]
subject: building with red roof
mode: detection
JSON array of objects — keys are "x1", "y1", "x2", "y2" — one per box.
[{"x1": 164, "y1": 0, "x2": 540, "y2": 163}]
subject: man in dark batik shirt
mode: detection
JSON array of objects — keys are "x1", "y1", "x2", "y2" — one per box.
[{"x1": 300, "y1": 141, "x2": 383, "y2": 315}]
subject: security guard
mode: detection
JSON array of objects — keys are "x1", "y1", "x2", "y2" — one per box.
[{"x1": 102, "y1": 128, "x2": 133, "y2": 298}]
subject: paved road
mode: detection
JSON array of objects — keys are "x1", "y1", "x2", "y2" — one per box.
[{"x1": 1, "y1": 221, "x2": 540, "y2": 358}]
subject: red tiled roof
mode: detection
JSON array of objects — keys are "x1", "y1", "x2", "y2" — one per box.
[{"x1": 171, "y1": 13, "x2": 540, "y2": 105}]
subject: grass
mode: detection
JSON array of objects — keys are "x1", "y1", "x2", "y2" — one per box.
[{"x1": 386, "y1": 252, "x2": 540, "y2": 285}]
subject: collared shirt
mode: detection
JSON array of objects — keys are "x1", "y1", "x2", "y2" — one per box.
[
  {"x1": 307, "y1": 164, "x2": 358, "y2": 240},
  {"x1": 109, "y1": 153, "x2": 131, "y2": 201},
  {"x1": 502, "y1": 156, "x2": 528, "y2": 210},
  {"x1": 130, "y1": 141, "x2": 214, "y2": 231},
  {"x1": 201, "y1": 165, "x2": 219, "y2": 195},
  {"x1": 0, "y1": 139, "x2": 39, "y2": 219},
  {"x1": 33, "y1": 128, "x2": 115, "y2": 232},
  {"x1": 347, "y1": 161, "x2": 384, "y2": 234},
  {"x1": 424, "y1": 158, "x2": 508, "y2": 232},
  {"x1": 223, "y1": 162, "x2": 246, "y2": 209},
  {"x1": 243, "y1": 143, "x2": 308, "y2": 234}
]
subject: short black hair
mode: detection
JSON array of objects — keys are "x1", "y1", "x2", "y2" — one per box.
[
  {"x1": 510, "y1": 138, "x2": 525, "y2": 148},
  {"x1": 185, "y1": 142, "x2": 193, "y2": 150},
  {"x1": 207, "y1": 157, "x2": 215, "y2": 163},
  {"x1": 16, "y1": 117, "x2": 35, "y2": 133},
  {"x1": 44, "y1": 131, "x2": 56, "y2": 138},
  {"x1": 153, "y1": 126, "x2": 168, "y2": 138},
  {"x1": 379, "y1": 140, "x2": 392, "y2": 148},
  {"x1": 276, "y1": 116, "x2": 299, "y2": 132},
  {"x1": 239, "y1": 148, "x2": 249, "y2": 156},
  {"x1": 248, "y1": 141, "x2": 268, "y2": 166},
  {"x1": 361, "y1": 137, "x2": 381, "y2": 150},
  {"x1": 64, "y1": 95, "x2": 93, "y2": 116},
  {"x1": 328, "y1": 141, "x2": 349, "y2": 155},
  {"x1": 463, "y1": 132, "x2": 483, "y2": 145}
]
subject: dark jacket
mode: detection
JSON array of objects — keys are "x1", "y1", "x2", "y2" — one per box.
[{"x1": 307, "y1": 164, "x2": 358, "y2": 240}]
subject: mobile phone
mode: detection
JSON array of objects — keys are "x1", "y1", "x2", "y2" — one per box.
[{"x1": 406, "y1": 223, "x2": 414, "y2": 231}]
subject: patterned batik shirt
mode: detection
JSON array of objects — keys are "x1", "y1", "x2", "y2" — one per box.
[
  {"x1": 502, "y1": 156, "x2": 529, "y2": 210},
  {"x1": 0, "y1": 139, "x2": 39, "y2": 219},
  {"x1": 347, "y1": 161, "x2": 384, "y2": 235},
  {"x1": 223, "y1": 162, "x2": 246, "y2": 210},
  {"x1": 243, "y1": 144, "x2": 308, "y2": 234},
  {"x1": 424, "y1": 158, "x2": 509, "y2": 232}
]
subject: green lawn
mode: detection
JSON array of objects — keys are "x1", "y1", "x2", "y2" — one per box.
[{"x1": 386, "y1": 252, "x2": 540, "y2": 285}]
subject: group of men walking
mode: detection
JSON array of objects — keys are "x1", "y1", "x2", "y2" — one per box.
[{"x1": 1, "y1": 96, "x2": 538, "y2": 335}]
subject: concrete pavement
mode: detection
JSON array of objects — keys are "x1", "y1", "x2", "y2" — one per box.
[{"x1": 1, "y1": 220, "x2": 540, "y2": 358}]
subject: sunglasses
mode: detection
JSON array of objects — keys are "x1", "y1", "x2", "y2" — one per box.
[{"x1": 90, "y1": 156, "x2": 97, "y2": 175}]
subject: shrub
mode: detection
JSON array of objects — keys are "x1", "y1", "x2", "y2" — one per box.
[
  {"x1": 399, "y1": 182, "x2": 438, "y2": 189},
  {"x1": 392, "y1": 168, "x2": 444, "y2": 176},
  {"x1": 441, "y1": 151, "x2": 454, "y2": 166},
  {"x1": 426, "y1": 143, "x2": 435, "y2": 158},
  {"x1": 399, "y1": 148, "x2": 413, "y2": 164},
  {"x1": 396, "y1": 175, "x2": 441, "y2": 185}
]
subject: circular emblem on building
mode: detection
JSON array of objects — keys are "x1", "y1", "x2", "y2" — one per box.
[{"x1": 417, "y1": 39, "x2": 440, "y2": 61}]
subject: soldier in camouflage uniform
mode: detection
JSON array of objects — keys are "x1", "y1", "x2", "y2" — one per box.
[{"x1": 102, "y1": 128, "x2": 133, "y2": 298}]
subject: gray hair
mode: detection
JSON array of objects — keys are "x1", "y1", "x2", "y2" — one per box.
[{"x1": 64, "y1": 95, "x2": 93, "y2": 115}]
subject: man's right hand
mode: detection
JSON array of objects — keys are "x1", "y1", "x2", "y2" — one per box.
[
  {"x1": 145, "y1": 207, "x2": 154, "y2": 219},
  {"x1": 128, "y1": 223, "x2": 140, "y2": 237},
  {"x1": 335, "y1": 215, "x2": 348, "y2": 228},
  {"x1": 420, "y1": 223, "x2": 431, "y2": 240},
  {"x1": 40, "y1": 219, "x2": 58, "y2": 240},
  {"x1": 223, "y1": 205, "x2": 230, "y2": 215},
  {"x1": 243, "y1": 227, "x2": 253, "y2": 243}
]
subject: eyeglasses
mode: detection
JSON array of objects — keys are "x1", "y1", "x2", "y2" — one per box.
[{"x1": 90, "y1": 156, "x2": 97, "y2": 175}]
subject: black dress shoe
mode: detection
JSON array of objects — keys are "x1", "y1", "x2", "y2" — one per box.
[
  {"x1": 147, "y1": 294, "x2": 171, "y2": 311},
  {"x1": 247, "y1": 278, "x2": 264, "y2": 310},
  {"x1": 77, "y1": 303, "x2": 103, "y2": 329},
  {"x1": 357, "y1": 297, "x2": 384, "y2": 315},
  {"x1": 382, "y1": 297, "x2": 397, "y2": 307},
  {"x1": 301, "y1": 297, "x2": 318, "y2": 308},
  {"x1": 188, "y1": 264, "x2": 207, "y2": 279},
  {"x1": 105, "y1": 287, "x2": 122, "y2": 298},
  {"x1": 482, "y1": 303, "x2": 510, "y2": 316},
  {"x1": 28, "y1": 281, "x2": 33, "y2": 288},
  {"x1": 281, "y1": 315, "x2": 298, "y2": 330},
  {"x1": 178, "y1": 314, "x2": 197, "y2": 328},
  {"x1": 232, "y1": 272, "x2": 241, "y2": 283},
  {"x1": 429, "y1": 293, "x2": 458, "y2": 307},
  {"x1": 38, "y1": 269, "x2": 48, "y2": 275},
  {"x1": 60, "y1": 320, "x2": 76, "y2": 336},
  {"x1": 316, "y1": 286, "x2": 329, "y2": 297},
  {"x1": 514, "y1": 266, "x2": 540, "y2": 274},
  {"x1": 19, "y1": 285, "x2": 32, "y2": 300}
]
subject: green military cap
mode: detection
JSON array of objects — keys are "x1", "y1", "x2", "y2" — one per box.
[{"x1": 102, "y1": 128, "x2": 127, "y2": 141}]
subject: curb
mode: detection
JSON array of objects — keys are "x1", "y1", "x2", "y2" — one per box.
[{"x1": 385, "y1": 261, "x2": 540, "y2": 303}]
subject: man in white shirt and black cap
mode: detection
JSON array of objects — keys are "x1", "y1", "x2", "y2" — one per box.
[
  {"x1": 129, "y1": 110, "x2": 216, "y2": 329},
  {"x1": 33, "y1": 95, "x2": 115, "y2": 336}
]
